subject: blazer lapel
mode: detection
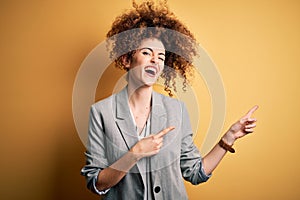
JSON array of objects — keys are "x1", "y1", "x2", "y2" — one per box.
[
  {"x1": 114, "y1": 87, "x2": 139, "y2": 150},
  {"x1": 150, "y1": 92, "x2": 180, "y2": 188},
  {"x1": 150, "y1": 92, "x2": 168, "y2": 172},
  {"x1": 114, "y1": 86, "x2": 150, "y2": 189},
  {"x1": 150, "y1": 91, "x2": 167, "y2": 136}
]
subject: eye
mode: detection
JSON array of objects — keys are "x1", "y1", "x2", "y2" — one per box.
[
  {"x1": 142, "y1": 51, "x2": 151, "y2": 56},
  {"x1": 158, "y1": 55, "x2": 165, "y2": 61},
  {"x1": 159, "y1": 57, "x2": 165, "y2": 61}
]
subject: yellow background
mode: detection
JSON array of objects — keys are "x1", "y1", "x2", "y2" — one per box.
[{"x1": 1, "y1": 0, "x2": 299, "y2": 199}]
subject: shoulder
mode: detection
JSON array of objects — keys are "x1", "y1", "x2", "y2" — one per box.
[
  {"x1": 153, "y1": 91, "x2": 186, "y2": 113},
  {"x1": 91, "y1": 94, "x2": 115, "y2": 112},
  {"x1": 153, "y1": 91, "x2": 184, "y2": 105}
]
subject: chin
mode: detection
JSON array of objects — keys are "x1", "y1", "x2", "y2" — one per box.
[
  {"x1": 143, "y1": 78, "x2": 158, "y2": 86},
  {"x1": 143, "y1": 82, "x2": 155, "y2": 87}
]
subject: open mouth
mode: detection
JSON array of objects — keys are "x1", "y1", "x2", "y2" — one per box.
[{"x1": 144, "y1": 66, "x2": 157, "y2": 76}]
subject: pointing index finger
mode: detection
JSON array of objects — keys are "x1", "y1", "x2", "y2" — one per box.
[
  {"x1": 245, "y1": 105, "x2": 259, "y2": 118},
  {"x1": 155, "y1": 126, "x2": 175, "y2": 138}
]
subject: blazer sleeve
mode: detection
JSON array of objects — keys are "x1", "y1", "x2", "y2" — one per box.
[
  {"x1": 80, "y1": 105, "x2": 110, "y2": 195},
  {"x1": 179, "y1": 102, "x2": 212, "y2": 185}
]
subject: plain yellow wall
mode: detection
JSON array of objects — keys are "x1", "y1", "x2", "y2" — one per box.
[{"x1": 1, "y1": 0, "x2": 299, "y2": 199}]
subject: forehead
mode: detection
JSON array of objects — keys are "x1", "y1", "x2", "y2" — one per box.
[{"x1": 138, "y1": 38, "x2": 165, "y2": 52}]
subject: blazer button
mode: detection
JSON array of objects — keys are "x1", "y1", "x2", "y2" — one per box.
[{"x1": 154, "y1": 186, "x2": 161, "y2": 193}]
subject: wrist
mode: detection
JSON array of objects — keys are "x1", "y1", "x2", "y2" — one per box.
[
  {"x1": 222, "y1": 131, "x2": 236, "y2": 146},
  {"x1": 129, "y1": 147, "x2": 142, "y2": 161},
  {"x1": 218, "y1": 138, "x2": 235, "y2": 153}
]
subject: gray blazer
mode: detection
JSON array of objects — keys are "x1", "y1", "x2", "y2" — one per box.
[{"x1": 81, "y1": 87, "x2": 210, "y2": 200}]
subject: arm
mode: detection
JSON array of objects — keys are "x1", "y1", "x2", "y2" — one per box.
[
  {"x1": 94, "y1": 149, "x2": 137, "y2": 191},
  {"x1": 180, "y1": 102, "x2": 211, "y2": 184},
  {"x1": 202, "y1": 105, "x2": 259, "y2": 174},
  {"x1": 94, "y1": 126, "x2": 175, "y2": 191}
]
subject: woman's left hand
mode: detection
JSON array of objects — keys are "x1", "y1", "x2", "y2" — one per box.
[{"x1": 223, "y1": 105, "x2": 259, "y2": 145}]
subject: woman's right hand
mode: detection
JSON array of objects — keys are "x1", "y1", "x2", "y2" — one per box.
[{"x1": 130, "y1": 126, "x2": 175, "y2": 160}]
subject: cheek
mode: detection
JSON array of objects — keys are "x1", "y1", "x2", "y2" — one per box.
[
  {"x1": 159, "y1": 63, "x2": 165, "y2": 73},
  {"x1": 130, "y1": 56, "x2": 146, "y2": 68}
]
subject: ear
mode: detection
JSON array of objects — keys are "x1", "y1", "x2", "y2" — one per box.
[{"x1": 121, "y1": 55, "x2": 131, "y2": 69}]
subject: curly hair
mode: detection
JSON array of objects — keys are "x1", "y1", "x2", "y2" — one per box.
[{"x1": 106, "y1": 0, "x2": 198, "y2": 96}]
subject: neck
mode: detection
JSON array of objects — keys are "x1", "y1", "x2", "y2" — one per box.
[{"x1": 127, "y1": 85, "x2": 152, "y2": 109}]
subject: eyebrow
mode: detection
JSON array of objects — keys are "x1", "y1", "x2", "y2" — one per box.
[{"x1": 140, "y1": 47, "x2": 165, "y2": 56}]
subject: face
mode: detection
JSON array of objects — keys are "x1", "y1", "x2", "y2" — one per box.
[{"x1": 125, "y1": 38, "x2": 165, "y2": 88}]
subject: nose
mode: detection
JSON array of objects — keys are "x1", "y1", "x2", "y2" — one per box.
[{"x1": 150, "y1": 55, "x2": 159, "y2": 64}]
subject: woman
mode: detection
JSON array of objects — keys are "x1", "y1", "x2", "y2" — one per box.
[{"x1": 81, "y1": 1, "x2": 258, "y2": 199}]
